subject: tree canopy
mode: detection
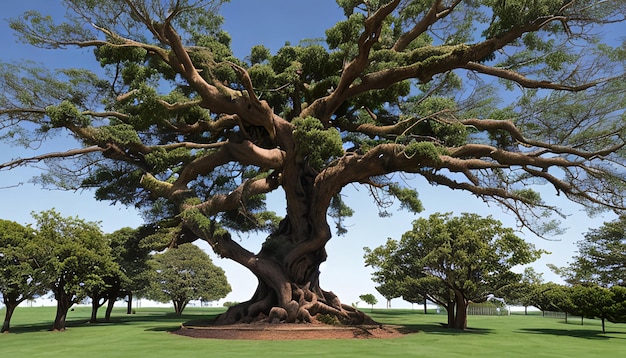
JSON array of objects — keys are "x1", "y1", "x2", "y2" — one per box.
[
  {"x1": 0, "y1": 219, "x2": 46, "y2": 333},
  {"x1": 365, "y1": 212, "x2": 544, "y2": 329},
  {"x1": 550, "y1": 215, "x2": 626, "y2": 287},
  {"x1": 1, "y1": 0, "x2": 626, "y2": 324},
  {"x1": 104, "y1": 226, "x2": 154, "y2": 317},
  {"x1": 146, "y1": 243, "x2": 231, "y2": 314},
  {"x1": 32, "y1": 209, "x2": 120, "y2": 331}
]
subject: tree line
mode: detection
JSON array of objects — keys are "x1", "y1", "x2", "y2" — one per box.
[
  {"x1": 0, "y1": 209, "x2": 230, "y2": 333},
  {"x1": 365, "y1": 213, "x2": 626, "y2": 331}
]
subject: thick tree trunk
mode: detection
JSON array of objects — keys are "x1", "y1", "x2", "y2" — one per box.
[
  {"x1": 446, "y1": 300, "x2": 456, "y2": 328},
  {"x1": 212, "y1": 217, "x2": 375, "y2": 326},
  {"x1": 1, "y1": 302, "x2": 18, "y2": 333},
  {"x1": 105, "y1": 294, "x2": 116, "y2": 321},
  {"x1": 452, "y1": 290, "x2": 468, "y2": 330},
  {"x1": 90, "y1": 299, "x2": 100, "y2": 323},
  {"x1": 52, "y1": 291, "x2": 74, "y2": 331},
  {"x1": 454, "y1": 300, "x2": 468, "y2": 330},
  {"x1": 186, "y1": 157, "x2": 375, "y2": 326}
]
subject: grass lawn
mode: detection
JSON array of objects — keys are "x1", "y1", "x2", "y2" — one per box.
[{"x1": 1, "y1": 305, "x2": 624, "y2": 357}]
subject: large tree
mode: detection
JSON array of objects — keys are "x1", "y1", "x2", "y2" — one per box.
[
  {"x1": 146, "y1": 243, "x2": 231, "y2": 314},
  {"x1": 365, "y1": 212, "x2": 543, "y2": 329},
  {"x1": 0, "y1": 219, "x2": 48, "y2": 333},
  {"x1": 1, "y1": 1, "x2": 626, "y2": 325}
]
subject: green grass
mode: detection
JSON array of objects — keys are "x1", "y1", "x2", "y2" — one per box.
[{"x1": 1, "y1": 306, "x2": 624, "y2": 357}]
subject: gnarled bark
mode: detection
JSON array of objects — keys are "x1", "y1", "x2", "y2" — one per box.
[{"x1": 211, "y1": 214, "x2": 376, "y2": 326}]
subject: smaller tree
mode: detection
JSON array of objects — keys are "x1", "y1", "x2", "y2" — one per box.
[
  {"x1": 102, "y1": 226, "x2": 153, "y2": 319},
  {"x1": 551, "y1": 216, "x2": 626, "y2": 287},
  {"x1": 147, "y1": 243, "x2": 231, "y2": 314},
  {"x1": 359, "y1": 294, "x2": 378, "y2": 312},
  {"x1": 375, "y1": 282, "x2": 400, "y2": 309},
  {"x1": 365, "y1": 212, "x2": 544, "y2": 329},
  {"x1": 500, "y1": 267, "x2": 545, "y2": 315},
  {"x1": 569, "y1": 284, "x2": 615, "y2": 332},
  {"x1": 32, "y1": 209, "x2": 118, "y2": 331},
  {"x1": 529, "y1": 283, "x2": 575, "y2": 321},
  {"x1": 0, "y1": 220, "x2": 48, "y2": 333}
]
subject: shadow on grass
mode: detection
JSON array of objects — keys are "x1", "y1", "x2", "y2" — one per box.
[
  {"x1": 518, "y1": 327, "x2": 626, "y2": 340},
  {"x1": 7, "y1": 309, "x2": 496, "y2": 337},
  {"x1": 371, "y1": 310, "x2": 494, "y2": 336},
  {"x1": 7, "y1": 310, "x2": 222, "y2": 334},
  {"x1": 397, "y1": 323, "x2": 493, "y2": 336}
]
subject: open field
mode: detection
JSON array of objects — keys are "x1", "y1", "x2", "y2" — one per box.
[{"x1": 1, "y1": 306, "x2": 624, "y2": 357}]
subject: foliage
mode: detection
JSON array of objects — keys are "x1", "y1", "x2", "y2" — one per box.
[
  {"x1": 499, "y1": 267, "x2": 544, "y2": 314},
  {"x1": 529, "y1": 283, "x2": 626, "y2": 333},
  {"x1": 317, "y1": 313, "x2": 341, "y2": 325},
  {"x1": 550, "y1": 215, "x2": 626, "y2": 287},
  {"x1": 365, "y1": 212, "x2": 544, "y2": 329},
  {"x1": 31, "y1": 209, "x2": 120, "y2": 330},
  {"x1": 293, "y1": 116, "x2": 344, "y2": 171},
  {"x1": 106, "y1": 227, "x2": 154, "y2": 298},
  {"x1": 359, "y1": 293, "x2": 378, "y2": 312},
  {"x1": 146, "y1": 243, "x2": 231, "y2": 314},
  {"x1": 0, "y1": 219, "x2": 47, "y2": 332},
  {"x1": 528, "y1": 283, "x2": 573, "y2": 313}
]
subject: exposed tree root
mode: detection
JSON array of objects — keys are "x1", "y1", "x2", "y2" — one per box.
[{"x1": 214, "y1": 283, "x2": 377, "y2": 326}]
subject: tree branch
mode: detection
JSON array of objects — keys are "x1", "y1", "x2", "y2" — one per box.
[
  {"x1": 392, "y1": 0, "x2": 462, "y2": 52},
  {"x1": 172, "y1": 140, "x2": 286, "y2": 193},
  {"x1": 463, "y1": 62, "x2": 607, "y2": 91},
  {"x1": 303, "y1": 0, "x2": 400, "y2": 123},
  {"x1": 0, "y1": 146, "x2": 104, "y2": 170}
]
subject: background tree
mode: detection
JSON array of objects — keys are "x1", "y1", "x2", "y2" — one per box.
[
  {"x1": 2, "y1": 1, "x2": 626, "y2": 325},
  {"x1": 362, "y1": 238, "x2": 404, "y2": 309},
  {"x1": 32, "y1": 209, "x2": 119, "y2": 331},
  {"x1": 365, "y1": 212, "x2": 544, "y2": 329},
  {"x1": 402, "y1": 276, "x2": 442, "y2": 315},
  {"x1": 0, "y1": 219, "x2": 48, "y2": 333},
  {"x1": 104, "y1": 226, "x2": 153, "y2": 319},
  {"x1": 359, "y1": 293, "x2": 378, "y2": 312},
  {"x1": 500, "y1": 267, "x2": 544, "y2": 315},
  {"x1": 87, "y1": 262, "x2": 125, "y2": 324},
  {"x1": 146, "y1": 243, "x2": 231, "y2": 315},
  {"x1": 375, "y1": 282, "x2": 401, "y2": 309},
  {"x1": 607, "y1": 286, "x2": 626, "y2": 326},
  {"x1": 550, "y1": 216, "x2": 626, "y2": 287},
  {"x1": 529, "y1": 283, "x2": 574, "y2": 319},
  {"x1": 569, "y1": 284, "x2": 615, "y2": 332}
]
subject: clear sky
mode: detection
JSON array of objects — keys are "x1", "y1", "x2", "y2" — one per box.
[{"x1": 0, "y1": 1, "x2": 621, "y2": 309}]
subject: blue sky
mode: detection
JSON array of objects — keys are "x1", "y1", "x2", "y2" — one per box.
[{"x1": 0, "y1": 1, "x2": 621, "y2": 308}]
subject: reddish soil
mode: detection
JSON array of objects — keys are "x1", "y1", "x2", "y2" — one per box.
[{"x1": 172, "y1": 322, "x2": 410, "y2": 340}]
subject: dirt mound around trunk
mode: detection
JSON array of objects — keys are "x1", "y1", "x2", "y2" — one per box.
[{"x1": 172, "y1": 321, "x2": 410, "y2": 340}]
